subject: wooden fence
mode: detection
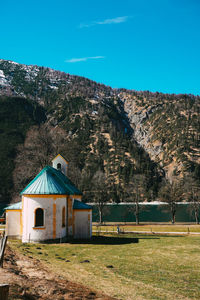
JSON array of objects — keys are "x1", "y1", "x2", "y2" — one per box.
[
  {"x1": 0, "y1": 234, "x2": 9, "y2": 300},
  {"x1": 0, "y1": 234, "x2": 8, "y2": 268}
]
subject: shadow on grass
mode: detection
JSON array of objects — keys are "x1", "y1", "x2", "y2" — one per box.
[
  {"x1": 42, "y1": 235, "x2": 141, "y2": 245},
  {"x1": 70, "y1": 236, "x2": 140, "y2": 245},
  {"x1": 41, "y1": 235, "x2": 162, "y2": 245},
  {"x1": 68, "y1": 234, "x2": 188, "y2": 244}
]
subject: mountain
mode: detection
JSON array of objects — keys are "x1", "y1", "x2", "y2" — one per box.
[
  {"x1": 0, "y1": 59, "x2": 199, "y2": 204},
  {"x1": 120, "y1": 90, "x2": 200, "y2": 180}
]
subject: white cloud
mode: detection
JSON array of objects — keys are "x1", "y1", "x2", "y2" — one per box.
[
  {"x1": 65, "y1": 56, "x2": 105, "y2": 63},
  {"x1": 79, "y1": 16, "x2": 130, "y2": 28},
  {"x1": 97, "y1": 16, "x2": 129, "y2": 25}
]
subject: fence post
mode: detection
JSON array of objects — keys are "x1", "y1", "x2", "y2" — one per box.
[
  {"x1": 0, "y1": 236, "x2": 8, "y2": 268},
  {"x1": 0, "y1": 284, "x2": 9, "y2": 300}
]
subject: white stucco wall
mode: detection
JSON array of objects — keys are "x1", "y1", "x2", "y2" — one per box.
[
  {"x1": 74, "y1": 210, "x2": 92, "y2": 239},
  {"x1": 22, "y1": 196, "x2": 67, "y2": 243},
  {"x1": 6, "y1": 210, "x2": 21, "y2": 237}
]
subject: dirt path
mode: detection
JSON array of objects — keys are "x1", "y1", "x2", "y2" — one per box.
[{"x1": 0, "y1": 245, "x2": 117, "y2": 300}]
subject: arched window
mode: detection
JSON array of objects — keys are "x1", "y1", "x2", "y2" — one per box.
[
  {"x1": 35, "y1": 208, "x2": 44, "y2": 227},
  {"x1": 57, "y1": 163, "x2": 61, "y2": 170},
  {"x1": 62, "y1": 206, "x2": 66, "y2": 227}
]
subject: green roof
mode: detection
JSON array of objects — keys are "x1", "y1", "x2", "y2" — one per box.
[
  {"x1": 73, "y1": 200, "x2": 92, "y2": 210},
  {"x1": 20, "y1": 166, "x2": 82, "y2": 196},
  {"x1": 4, "y1": 202, "x2": 22, "y2": 210}
]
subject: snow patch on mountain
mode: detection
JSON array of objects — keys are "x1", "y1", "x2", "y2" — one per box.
[{"x1": 0, "y1": 70, "x2": 9, "y2": 86}]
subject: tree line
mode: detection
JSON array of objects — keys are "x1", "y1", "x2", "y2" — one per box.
[{"x1": 12, "y1": 125, "x2": 200, "y2": 225}]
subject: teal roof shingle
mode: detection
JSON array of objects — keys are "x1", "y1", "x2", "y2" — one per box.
[
  {"x1": 20, "y1": 166, "x2": 82, "y2": 196},
  {"x1": 73, "y1": 200, "x2": 92, "y2": 210}
]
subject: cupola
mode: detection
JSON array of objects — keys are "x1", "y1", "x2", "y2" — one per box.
[{"x1": 52, "y1": 154, "x2": 69, "y2": 176}]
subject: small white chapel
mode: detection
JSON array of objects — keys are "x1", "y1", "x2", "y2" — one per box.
[{"x1": 5, "y1": 154, "x2": 92, "y2": 242}]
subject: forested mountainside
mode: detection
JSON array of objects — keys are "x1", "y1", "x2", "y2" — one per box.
[{"x1": 0, "y1": 59, "x2": 199, "y2": 205}]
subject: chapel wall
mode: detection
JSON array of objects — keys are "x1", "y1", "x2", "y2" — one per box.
[
  {"x1": 5, "y1": 210, "x2": 21, "y2": 238},
  {"x1": 73, "y1": 209, "x2": 92, "y2": 239},
  {"x1": 22, "y1": 196, "x2": 67, "y2": 242}
]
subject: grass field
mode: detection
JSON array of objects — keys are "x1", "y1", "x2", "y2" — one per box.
[{"x1": 10, "y1": 233, "x2": 200, "y2": 300}]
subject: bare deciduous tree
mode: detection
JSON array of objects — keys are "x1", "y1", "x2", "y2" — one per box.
[
  {"x1": 90, "y1": 170, "x2": 109, "y2": 224},
  {"x1": 12, "y1": 124, "x2": 72, "y2": 201},
  {"x1": 184, "y1": 176, "x2": 200, "y2": 224},
  {"x1": 126, "y1": 174, "x2": 147, "y2": 225},
  {"x1": 159, "y1": 180, "x2": 183, "y2": 224}
]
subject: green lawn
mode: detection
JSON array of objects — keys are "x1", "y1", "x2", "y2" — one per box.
[{"x1": 10, "y1": 234, "x2": 200, "y2": 300}]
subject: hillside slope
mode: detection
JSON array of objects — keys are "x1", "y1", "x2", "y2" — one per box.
[
  {"x1": 119, "y1": 90, "x2": 200, "y2": 181},
  {"x1": 0, "y1": 59, "x2": 199, "y2": 204}
]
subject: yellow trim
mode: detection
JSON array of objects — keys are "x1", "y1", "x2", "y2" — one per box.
[
  {"x1": 72, "y1": 210, "x2": 75, "y2": 236},
  {"x1": 6, "y1": 209, "x2": 21, "y2": 212},
  {"x1": 73, "y1": 195, "x2": 82, "y2": 199},
  {"x1": 33, "y1": 227, "x2": 46, "y2": 230},
  {"x1": 22, "y1": 194, "x2": 82, "y2": 199},
  {"x1": 20, "y1": 211, "x2": 22, "y2": 235},
  {"x1": 23, "y1": 194, "x2": 67, "y2": 198},
  {"x1": 68, "y1": 198, "x2": 72, "y2": 226},
  {"x1": 53, "y1": 203, "x2": 56, "y2": 239},
  {"x1": 52, "y1": 154, "x2": 69, "y2": 164},
  {"x1": 73, "y1": 209, "x2": 91, "y2": 212},
  {"x1": 67, "y1": 197, "x2": 73, "y2": 236}
]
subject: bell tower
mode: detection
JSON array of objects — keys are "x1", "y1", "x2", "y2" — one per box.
[{"x1": 52, "y1": 154, "x2": 68, "y2": 176}]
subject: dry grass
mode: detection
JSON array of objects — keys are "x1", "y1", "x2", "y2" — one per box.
[
  {"x1": 10, "y1": 233, "x2": 200, "y2": 300},
  {"x1": 0, "y1": 225, "x2": 5, "y2": 234},
  {"x1": 93, "y1": 224, "x2": 200, "y2": 233}
]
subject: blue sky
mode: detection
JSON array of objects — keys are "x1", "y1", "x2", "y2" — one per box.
[{"x1": 1, "y1": 0, "x2": 200, "y2": 95}]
